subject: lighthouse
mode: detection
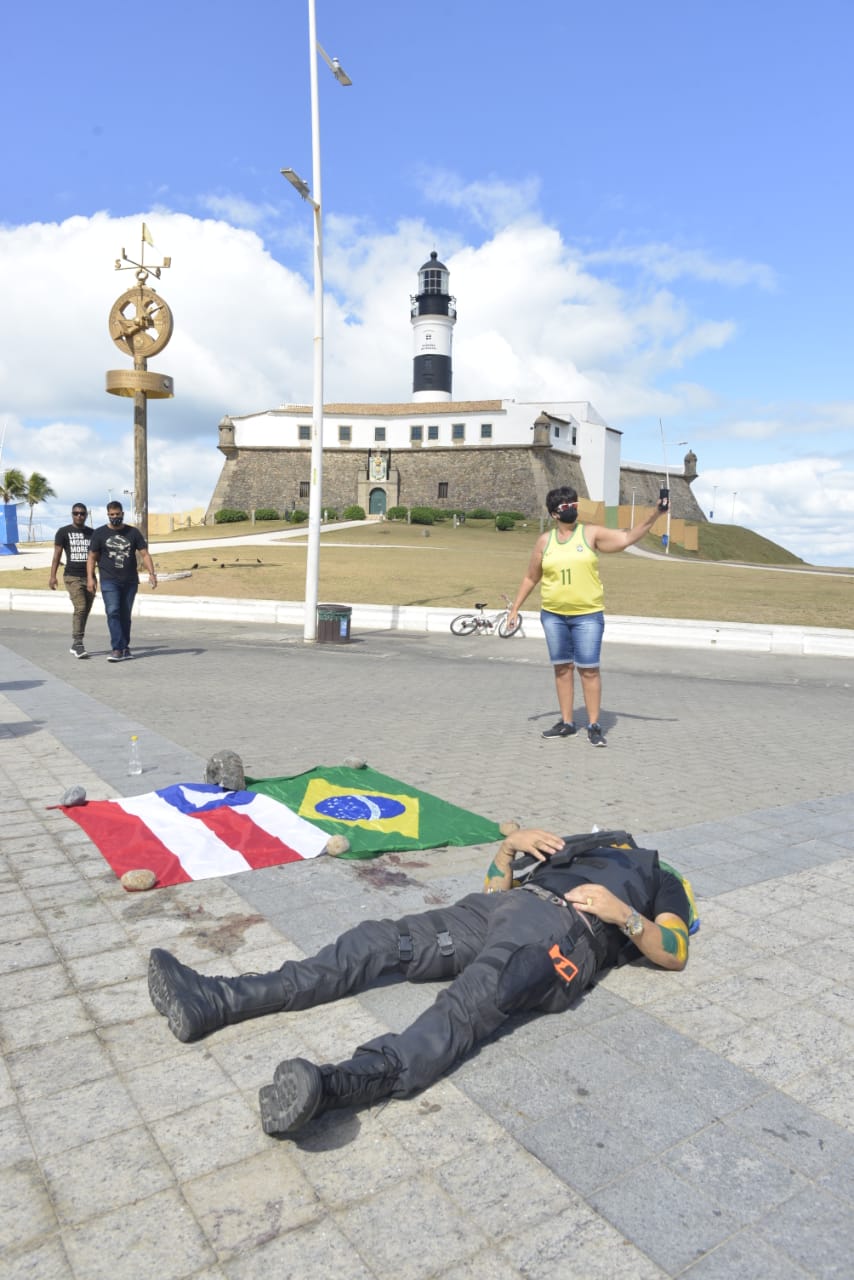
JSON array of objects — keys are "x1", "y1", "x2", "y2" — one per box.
[{"x1": 411, "y1": 251, "x2": 456, "y2": 402}]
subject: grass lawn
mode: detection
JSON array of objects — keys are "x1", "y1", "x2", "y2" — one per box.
[{"x1": 8, "y1": 519, "x2": 852, "y2": 629}]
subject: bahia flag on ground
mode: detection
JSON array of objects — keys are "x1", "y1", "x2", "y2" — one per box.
[
  {"x1": 247, "y1": 765, "x2": 503, "y2": 859},
  {"x1": 61, "y1": 784, "x2": 329, "y2": 888}
]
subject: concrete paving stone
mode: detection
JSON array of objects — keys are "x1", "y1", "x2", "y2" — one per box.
[
  {"x1": 590, "y1": 1163, "x2": 743, "y2": 1275},
  {"x1": 663, "y1": 1120, "x2": 810, "y2": 1222},
  {"x1": 79, "y1": 974, "x2": 159, "y2": 1027},
  {"x1": 697, "y1": 960, "x2": 821, "y2": 1020},
  {"x1": 36, "y1": 896, "x2": 125, "y2": 934},
  {"x1": 497, "y1": 1198, "x2": 667, "y2": 1280},
  {"x1": 61, "y1": 1186, "x2": 215, "y2": 1280},
  {"x1": 715, "y1": 1021, "x2": 834, "y2": 1089},
  {"x1": 2, "y1": 909, "x2": 46, "y2": 943},
  {"x1": 299, "y1": 1003, "x2": 390, "y2": 1064},
  {"x1": 680, "y1": 1230, "x2": 812, "y2": 1279},
  {"x1": 7, "y1": 1030, "x2": 115, "y2": 1102},
  {"x1": 64, "y1": 944, "x2": 148, "y2": 991},
  {"x1": 288, "y1": 1110, "x2": 412, "y2": 1205},
  {"x1": 645, "y1": 990, "x2": 748, "y2": 1044},
  {"x1": 755, "y1": 1183, "x2": 854, "y2": 1278},
  {"x1": 0, "y1": 991, "x2": 92, "y2": 1053},
  {"x1": 452, "y1": 1040, "x2": 581, "y2": 1134},
  {"x1": 149, "y1": 1091, "x2": 270, "y2": 1182},
  {"x1": 0, "y1": 962, "x2": 70, "y2": 1012},
  {"x1": 783, "y1": 1057, "x2": 854, "y2": 1131},
  {"x1": 440, "y1": 1251, "x2": 531, "y2": 1280},
  {"x1": 435, "y1": 1130, "x2": 581, "y2": 1239},
  {"x1": 0, "y1": 1159, "x2": 59, "y2": 1250},
  {"x1": 16, "y1": 861, "x2": 81, "y2": 890},
  {"x1": 375, "y1": 1079, "x2": 507, "y2": 1167},
  {"x1": 123, "y1": 1045, "x2": 235, "y2": 1123},
  {"x1": 97, "y1": 1012, "x2": 188, "y2": 1072},
  {"x1": 50, "y1": 918, "x2": 132, "y2": 960},
  {"x1": 515, "y1": 1024, "x2": 640, "y2": 1102},
  {"x1": 722, "y1": 1092, "x2": 854, "y2": 1178},
  {"x1": 762, "y1": 1001, "x2": 854, "y2": 1061},
  {"x1": 521, "y1": 1098, "x2": 659, "y2": 1196},
  {"x1": 18, "y1": 1072, "x2": 143, "y2": 1160},
  {"x1": 221, "y1": 1216, "x2": 376, "y2": 1280},
  {"x1": 41, "y1": 1124, "x2": 176, "y2": 1225},
  {"x1": 0, "y1": 1058, "x2": 13, "y2": 1109},
  {"x1": 334, "y1": 1174, "x2": 489, "y2": 1280},
  {"x1": 208, "y1": 1022, "x2": 318, "y2": 1091},
  {"x1": 0, "y1": 1235, "x2": 74, "y2": 1280},
  {"x1": 0, "y1": 888, "x2": 38, "y2": 917},
  {"x1": 816, "y1": 1147, "x2": 854, "y2": 1205},
  {"x1": 0, "y1": 1102, "x2": 36, "y2": 1167},
  {"x1": 183, "y1": 1147, "x2": 321, "y2": 1262},
  {"x1": 810, "y1": 983, "x2": 854, "y2": 1026}
]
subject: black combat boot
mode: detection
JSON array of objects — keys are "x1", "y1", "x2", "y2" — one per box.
[
  {"x1": 148, "y1": 948, "x2": 289, "y2": 1043},
  {"x1": 258, "y1": 1048, "x2": 402, "y2": 1136}
]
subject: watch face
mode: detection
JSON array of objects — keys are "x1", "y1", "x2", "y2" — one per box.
[{"x1": 625, "y1": 912, "x2": 643, "y2": 937}]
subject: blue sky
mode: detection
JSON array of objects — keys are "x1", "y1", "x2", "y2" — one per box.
[{"x1": 2, "y1": 0, "x2": 853, "y2": 564}]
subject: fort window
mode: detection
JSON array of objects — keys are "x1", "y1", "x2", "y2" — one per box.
[
  {"x1": 428, "y1": 424, "x2": 439, "y2": 440},
  {"x1": 452, "y1": 423, "x2": 465, "y2": 443},
  {"x1": 480, "y1": 423, "x2": 492, "y2": 439},
  {"x1": 374, "y1": 427, "x2": 386, "y2": 442},
  {"x1": 299, "y1": 481, "x2": 310, "y2": 498},
  {"x1": 410, "y1": 425, "x2": 423, "y2": 445},
  {"x1": 298, "y1": 424, "x2": 311, "y2": 441},
  {"x1": 338, "y1": 425, "x2": 352, "y2": 444},
  {"x1": 438, "y1": 481, "x2": 449, "y2": 499}
]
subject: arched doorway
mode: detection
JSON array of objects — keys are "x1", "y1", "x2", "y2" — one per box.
[{"x1": 369, "y1": 488, "x2": 387, "y2": 515}]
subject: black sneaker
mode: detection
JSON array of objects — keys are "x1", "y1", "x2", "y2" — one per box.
[
  {"x1": 107, "y1": 650, "x2": 123, "y2": 662},
  {"x1": 70, "y1": 645, "x2": 89, "y2": 659},
  {"x1": 541, "y1": 720, "x2": 577, "y2": 739},
  {"x1": 587, "y1": 723, "x2": 607, "y2": 748},
  {"x1": 123, "y1": 649, "x2": 132, "y2": 659}
]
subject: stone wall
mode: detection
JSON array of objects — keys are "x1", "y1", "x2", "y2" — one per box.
[{"x1": 205, "y1": 445, "x2": 589, "y2": 519}]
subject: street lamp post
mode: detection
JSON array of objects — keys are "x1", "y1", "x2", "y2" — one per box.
[
  {"x1": 711, "y1": 484, "x2": 717, "y2": 520},
  {"x1": 282, "y1": 1, "x2": 351, "y2": 643},
  {"x1": 659, "y1": 421, "x2": 687, "y2": 555},
  {"x1": 732, "y1": 492, "x2": 738, "y2": 523}
]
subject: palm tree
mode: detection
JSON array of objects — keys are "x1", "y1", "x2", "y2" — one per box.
[
  {"x1": 0, "y1": 468, "x2": 27, "y2": 504},
  {"x1": 25, "y1": 472, "x2": 57, "y2": 540}
]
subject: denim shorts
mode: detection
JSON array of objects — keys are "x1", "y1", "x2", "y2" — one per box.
[{"x1": 540, "y1": 609, "x2": 604, "y2": 667}]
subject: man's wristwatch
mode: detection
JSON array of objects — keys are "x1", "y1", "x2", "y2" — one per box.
[{"x1": 622, "y1": 910, "x2": 644, "y2": 938}]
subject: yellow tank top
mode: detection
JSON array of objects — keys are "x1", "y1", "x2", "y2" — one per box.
[{"x1": 540, "y1": 524, "x2": 604, "y2": 616}]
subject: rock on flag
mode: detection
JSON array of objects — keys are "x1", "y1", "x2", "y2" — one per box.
[
  {"x1": 61, "y1": 784, "x2": 329, "y2": 888},
  {"x1": 246, "y1": 765, "x2": 503, "y2": 859}
]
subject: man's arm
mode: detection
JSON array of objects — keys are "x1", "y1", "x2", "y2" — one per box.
[
  {"x1": 565, "y1": 883, "x2": 689, "y2": 970},
  {"x1": 48, "y1": 541, "x2": 63, "y2": 590},
  {"x1": 483, "y1": 828, "x2": 565, "y2": 892},
  {"x1": 86, "y1": 549, "x2": 99, "y2": 593},
  {"x1": 586, "y1": 499, "x2": 666, "y2": 555},
  {"x1": 140, "y1": 546, "x2": 158, "y2": 590}
]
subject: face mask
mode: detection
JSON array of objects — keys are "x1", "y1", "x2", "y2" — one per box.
[
  {"x1": 109, "y1": 514, "x2": 124, "y2": 527},
  {"x1": 556, "y1": 504, "x2": 577, "y2": 524}
]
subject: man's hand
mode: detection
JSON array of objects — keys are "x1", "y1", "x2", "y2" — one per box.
[
  {"x1": 484, "y1": 828, "x2": 563, "y2": 892},
  {"x1": 48, "y1": 575, "x2": 58, "y2": 591},
  {"x1": 86, "y1": 578, "x2": 98, "y2": 595},
  {"x1": 565, "y1": 883, "x2": 628, "y2": 925}
]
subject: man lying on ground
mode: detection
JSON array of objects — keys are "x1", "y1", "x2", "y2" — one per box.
[{"x1": 148, "y1": 827, "x2": 692, "y2": 1136}]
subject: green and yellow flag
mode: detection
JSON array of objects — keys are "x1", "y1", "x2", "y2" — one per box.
[{"x1": 247, "y1": 765, "x2": 502, "y2": 860}]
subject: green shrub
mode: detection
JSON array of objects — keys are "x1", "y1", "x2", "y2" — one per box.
[
  {"x1": 289, "y1": 509, "x2": 308, "y2": 524},
  {"x1": 322, "y1": 507, "x2": 338, "y2": 521},
  {"x1": 495, "y1": 514, "x2": 515, "y2": 531},
  {"x1": 253, "y1": 507, "x2": 279, "y2": 521},
  {"x1": 343, "y1": 504, "x2": 366, "y2": 520},
  {"x1": 467, "y1": 507, "x2": 495, "y2": 520},
  {"x1": 387, "y1": 505, "x2": 408, "y2": 521},
  {"x1": 497, "y1": 510, "x2": 527, "y2": 522},
  {"x1": 214, "y1": 508, "x2": 249, "y2": 524},
  {"x1": 409, "y1": 506, "x2": 434, "y2": 525}
]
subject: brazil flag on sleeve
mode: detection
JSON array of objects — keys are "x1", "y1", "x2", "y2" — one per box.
[{"x1": 246, "y1": 766, "x2": 503, "y2": 860}]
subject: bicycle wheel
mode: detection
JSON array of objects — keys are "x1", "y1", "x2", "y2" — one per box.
[
  {"x1": 498, "y1": 614, "x2": 521, "y2": 638},
  {"x1": 450, "y1": 614, "x2": 478, "y2": 636}
]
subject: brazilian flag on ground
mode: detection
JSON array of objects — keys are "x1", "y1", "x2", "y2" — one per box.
[{"x1": 246, "y1": 765, "x2": 503, "y2": 860}]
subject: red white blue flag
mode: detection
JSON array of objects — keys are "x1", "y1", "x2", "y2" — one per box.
[{"x1": 61, "y1": 784, "x2": 329, "y2": 887}]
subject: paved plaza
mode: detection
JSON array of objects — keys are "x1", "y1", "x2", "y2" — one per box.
[{"x1": 2, "y1": 606, "x2": 854, "y2": 1279}]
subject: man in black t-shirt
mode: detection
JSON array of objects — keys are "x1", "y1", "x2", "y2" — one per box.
[
  {"x1": 49, "y1": 503, "x2": 95, "y2": 658},
  {"x1": 148, "y1": 827, "x2": 691, "y2": 1137},
  {"x1": 87, "y1": 501, "x2": 157, "y2": 661}
]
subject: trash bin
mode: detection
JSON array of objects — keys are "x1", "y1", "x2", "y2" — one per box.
[{"x1": 317, "y1": 603, "x2": 352, "y2": 643}]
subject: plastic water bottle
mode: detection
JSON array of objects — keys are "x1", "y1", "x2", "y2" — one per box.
[{"x1": 128, "y1": 734, "x2": 142, "y2": 776}]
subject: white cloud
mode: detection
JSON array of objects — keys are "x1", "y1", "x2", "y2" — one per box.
[
  {"x1": 584, "y1": 243, "x2": 777, "y2": 290},
  {"x1": 1, "y1": 207, "x2": 851, "y2": 564}
]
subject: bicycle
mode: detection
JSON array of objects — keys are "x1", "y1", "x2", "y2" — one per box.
[{"x1": 449, "y1": 593, "x2": 523, "y2": 638}]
